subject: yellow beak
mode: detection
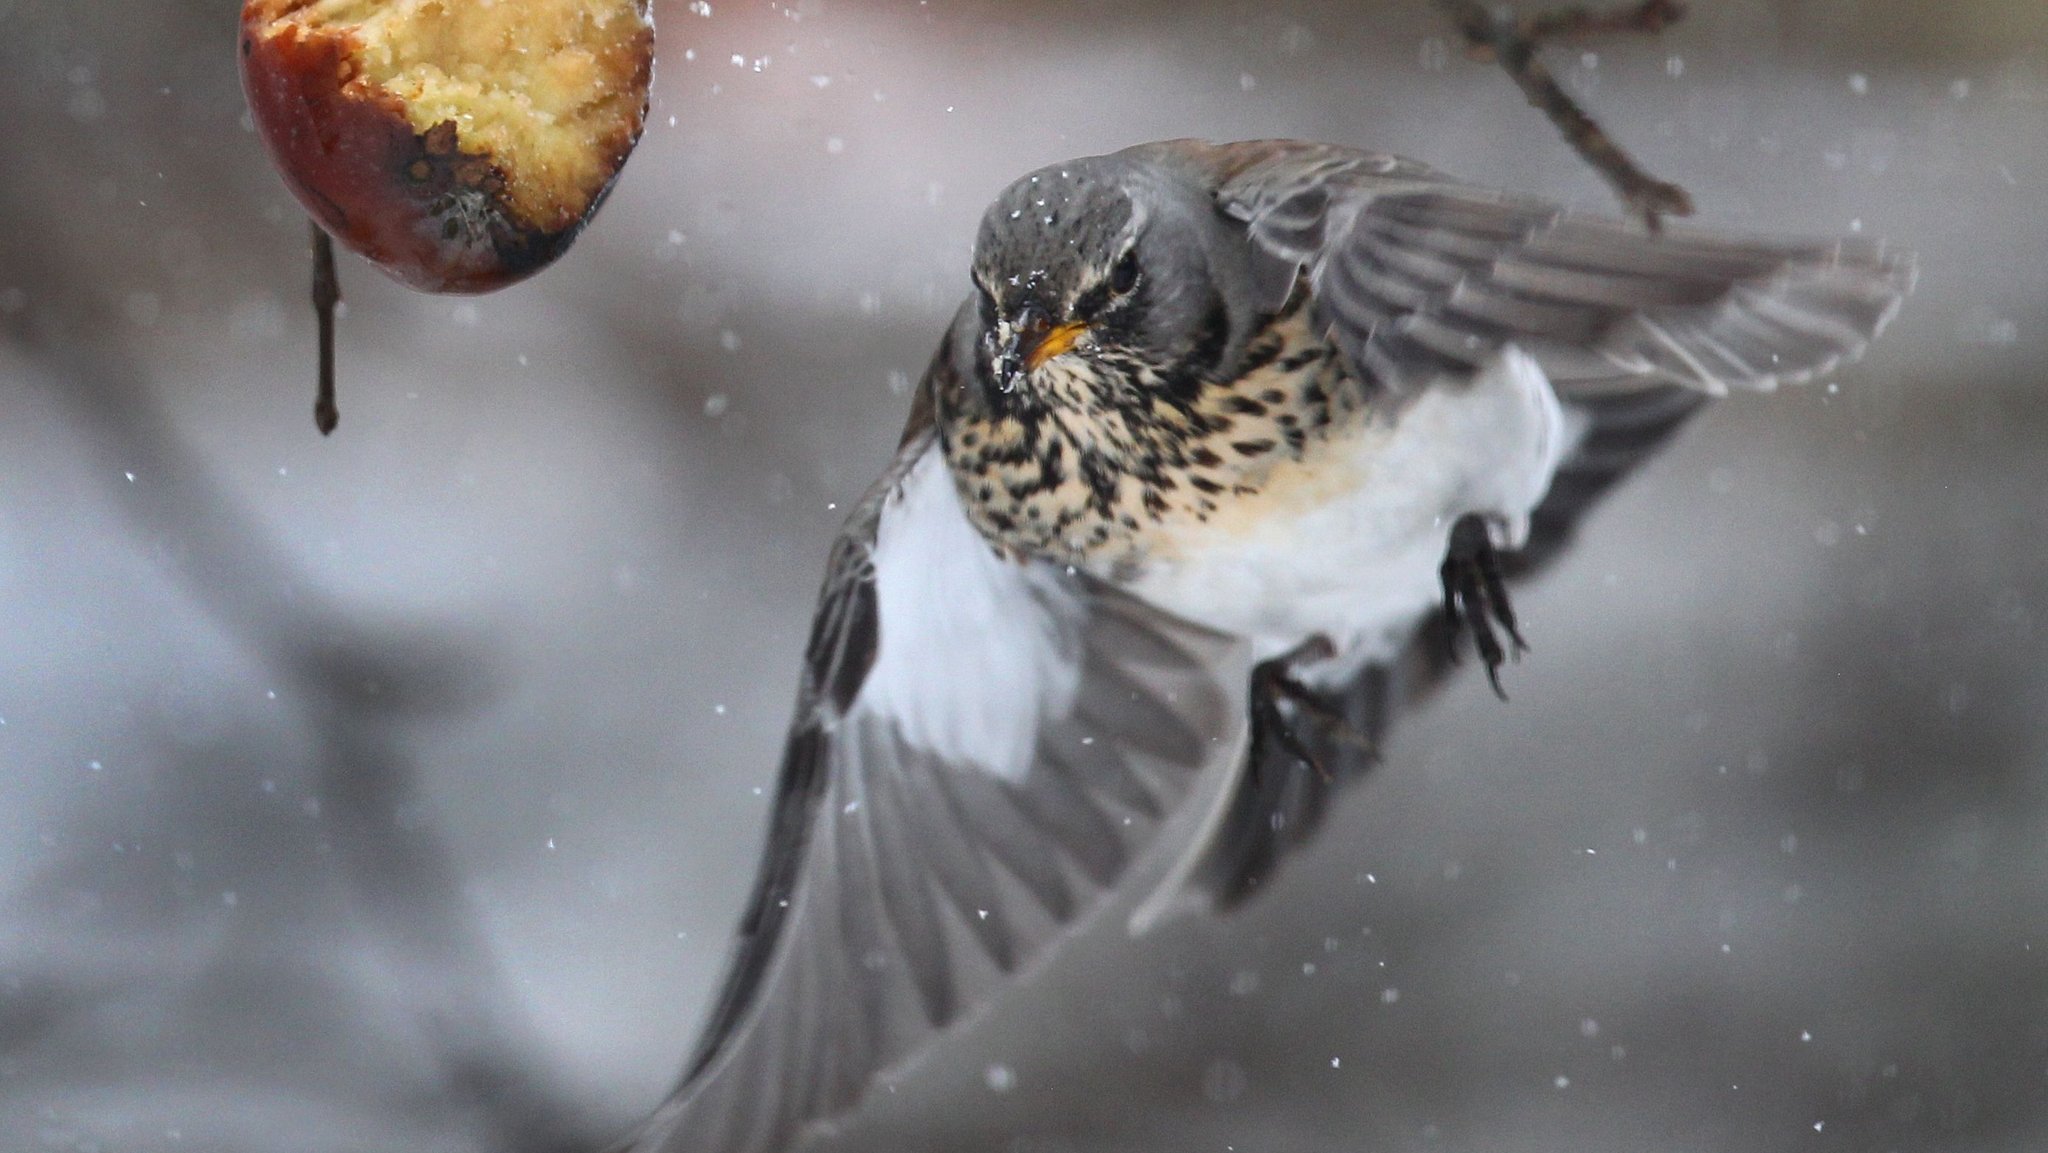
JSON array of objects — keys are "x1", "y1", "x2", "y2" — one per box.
[{"x1": 1022, "y1": 321, "x2": 1090, "y2": 372}]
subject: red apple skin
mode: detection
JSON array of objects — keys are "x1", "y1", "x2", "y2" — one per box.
[{"x1": 238, "y1": 12, "x2": 646, "y2": 294}]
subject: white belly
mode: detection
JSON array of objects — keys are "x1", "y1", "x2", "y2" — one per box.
[{"x1": 1120, "y1": 347, "x2": 1582, "y2": 683}]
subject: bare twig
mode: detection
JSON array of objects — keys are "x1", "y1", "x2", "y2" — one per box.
[
  {"x1": 311, "y1": 221, "x2": 340, "y2": 434},
  {"x1": 1518, "y1": 0, "x2": 1687, "y2": 42},
  {"x1": 1436, "y1": 0, "x2": 1694, "y2": 231}
]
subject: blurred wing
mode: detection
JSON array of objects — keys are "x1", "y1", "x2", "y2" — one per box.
[
  {"x1": 624, "y1": 430, "x2": 1250, "y2": 1153},
  {"x1": 1208, "y1": 140, "x2": 1914, "y2": 400},
  {"x1": 1171, "y1": 139, "x2": 1912, "y2": 903}
]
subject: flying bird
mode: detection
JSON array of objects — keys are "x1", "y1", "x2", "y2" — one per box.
[{"x1": 620, "y1": 139, "x2": 1911, "y2": 1152}]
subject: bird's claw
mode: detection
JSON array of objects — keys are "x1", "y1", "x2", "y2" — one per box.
[
  {"x1": 1439, "y1": 513, "x2": 1528, "y2": 700},
  {"x1": 1252, "y1": 653, "x2": 1376, "y2": 782}
]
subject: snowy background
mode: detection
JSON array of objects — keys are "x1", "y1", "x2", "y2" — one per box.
[{"x1": 3, "y1": 1, "x2": 2045, "y2": 1150}]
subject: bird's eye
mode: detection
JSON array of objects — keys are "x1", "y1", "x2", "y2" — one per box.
[{"x1": 1109, "y1": 247, "x2": 1140, "y2": 295}]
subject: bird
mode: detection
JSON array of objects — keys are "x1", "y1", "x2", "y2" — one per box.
[{"x1": 618, "y1": 138, "x2": 1912, "y2": 1153}]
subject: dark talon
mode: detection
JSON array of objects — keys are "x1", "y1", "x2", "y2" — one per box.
[
  {"x1": 1475, "y1": 530, "x2": 1527, "y2": 654},
  {"x1": 1251, "y1": 649, "x2": 1376, "y2": 783},
  {"x1": 1439, "y1": 564, "x2": 1465, "y2": 664},
  {"x1": 1440, "y1": 513, "x2": 1528, "y2": 700}
]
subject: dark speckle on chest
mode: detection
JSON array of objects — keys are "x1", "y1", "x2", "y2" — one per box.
[{"x1": 937, "y1": 295, "x2": 1369, "y2": 574}]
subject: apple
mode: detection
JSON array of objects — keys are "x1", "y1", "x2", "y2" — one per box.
[{"x1": 241, "y1": 0, "x2": 654, "y2": 293}]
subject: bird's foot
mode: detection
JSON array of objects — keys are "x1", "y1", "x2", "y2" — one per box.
[
  {"x1": 1252, "y1": 641, "x2": 1377, "y2": 782},
  {"x1": 1439, "y1": 513, "x2": 1528, "y2": 700}
]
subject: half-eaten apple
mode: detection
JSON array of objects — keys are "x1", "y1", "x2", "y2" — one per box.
[{"x1": 241, "y1": 0, "x2": 654, "y2": 293}]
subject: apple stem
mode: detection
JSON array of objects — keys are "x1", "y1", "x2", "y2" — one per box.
[{"x1": 311, "y1": 222, "x2": 341, "y2": 435}]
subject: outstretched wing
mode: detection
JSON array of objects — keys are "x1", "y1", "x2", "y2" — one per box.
[
  {"x1": 622, "y1": 413, "x2": 1251, "y2": 1153},
  {"x1": 1172, "y1": 138, "x2": 1914, "y2": 906},
  {"x1": 1204, "y1": 139, "x2": 1914, "y2": 400}
]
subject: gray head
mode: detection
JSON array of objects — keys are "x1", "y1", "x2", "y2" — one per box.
[{"x1": 967, "y1": 152, "x2": 1285, "y2": 397}]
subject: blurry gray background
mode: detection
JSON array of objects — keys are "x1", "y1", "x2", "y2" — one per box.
[{"x1": 2, "y1": 1, "x2": 2045, "y2": 1150}]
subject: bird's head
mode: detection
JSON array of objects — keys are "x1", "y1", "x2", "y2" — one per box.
[{"x1": 968, "y1": 156, "x2": 1233, "y2": 401}]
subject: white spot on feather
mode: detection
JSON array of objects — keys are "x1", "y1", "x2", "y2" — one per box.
[{"x1": 851, "y1": 449, "x2": 1082, "y2": 779}]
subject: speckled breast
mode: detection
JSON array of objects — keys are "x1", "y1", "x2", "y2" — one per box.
[{"x1": 937, "y1": 298, "x2": 1374, "y2": 579}]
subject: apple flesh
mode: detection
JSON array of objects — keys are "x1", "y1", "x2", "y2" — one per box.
[{"x1": 241, "y1": 0, "x2": 654, "y2": 293}]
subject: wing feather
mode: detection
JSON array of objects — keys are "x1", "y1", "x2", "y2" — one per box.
[
  {"x1": 622, "y1": 427, "x2": 1249, "y2": 1153},
  {"x1": 1179, "y1": 141, "x2": 1908, "y2": 902},
  {"x1": 1210, "y1": 141, "x2": 1913, "y2": 398},
  {"x1": 934, "y1": 767, "x2": 1080, "y2": 923}
]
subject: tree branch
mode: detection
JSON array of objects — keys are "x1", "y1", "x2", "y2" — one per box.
[
  {"x1": 1516, "y1": 0, "x2": 1687, "y2": 42},
  {"x1": 1436, "y1": 0, "x2": 1694, "y2": 231}
]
